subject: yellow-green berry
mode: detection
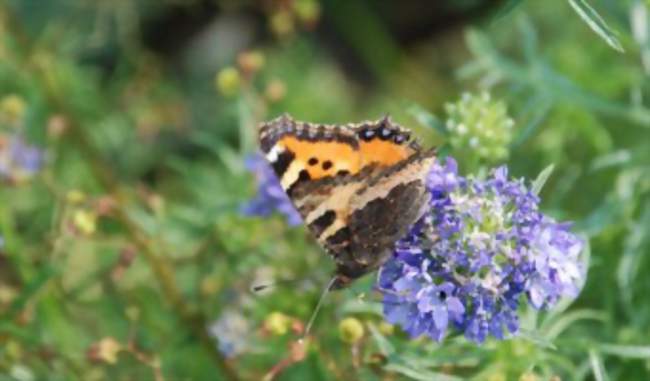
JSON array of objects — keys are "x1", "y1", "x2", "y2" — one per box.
[
  {"x1": 265, "y1": 311, "x2": 291, "y2": 336},
  {"x1": 73, "y1": 209, "x2": 97, "y2": 235},
  {"x1": 0, "y1": 94, "x2": 26, "y2": 125},
  {"x1": 215, "y1": 67, "x2": 241, "y2": 97},
  {"x1": 338, "y1": 317, "x2": 364, "y2": 344},
  {"x1": 294, "y1": 0, "x2": 321, "y2": 25},
  {"x1": 270, "y1": 10, "x2": 295, "y2": 37}
]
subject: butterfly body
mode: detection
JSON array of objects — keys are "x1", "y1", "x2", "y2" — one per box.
[{"x1": 259, "y1": 114, "x2": 435, "y2": 288}]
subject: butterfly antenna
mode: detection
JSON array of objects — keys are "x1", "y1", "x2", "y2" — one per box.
[
  {"x1": 302, "y1": 275, "x2": 337, "y2": 339},
  {"x1": 251, "y1": 278, "x2": 307, "y2": 293}
]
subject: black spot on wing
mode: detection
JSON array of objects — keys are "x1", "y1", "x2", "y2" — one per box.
[
  {"x1": 271, "y1": 150, "x2": 295, "y2": 178},
  {"x1": 309, "y1": 210, "x2": 336, "y2": 237},
  {"x1": 287, "y1": 169, "x2": 311, "y2": 197},
  {"x1": 326, "y1": 227, "x2": 351, "y2": 247}
]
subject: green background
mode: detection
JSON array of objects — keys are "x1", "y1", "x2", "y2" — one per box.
[{"x1": 1, "y1": 1, "x2": 649, "y2": 380}]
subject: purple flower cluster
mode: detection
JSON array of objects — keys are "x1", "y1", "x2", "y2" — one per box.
[
  {"x1": 379, "y1": 158, "x2": 584, "y2": 343},
  {"x1": 0, "y1": 134, "x2": 44, "y2": 182},
  {"x1": 240, "y1": 154, "x2": 302, "y2": 226}
]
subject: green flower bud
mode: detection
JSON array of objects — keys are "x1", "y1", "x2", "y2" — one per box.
[
  {"x1": 265, "y1": 311, "x2": 291, "y2": 336},
  {"x1": 294, "y1": 0, "x2": 321, "y2": 25},
  {"x1": 73, "y1": 209, "x2": 97, "y2": 236},
  {"x1": 270, "y1": 10, "x2": 295, "y2": 37},
  {"x1": 445, "y1": 92, "x2": 514, "y2": 165},
  {"x1": 338, "y1": 317, "x2": 364, "y2": 344},
  {"x1": 215, "y1": 67, "x2": 241, "y2": 97},
  {"x1": 0, "y1": 94, "x2": 26, "y2": 126}
]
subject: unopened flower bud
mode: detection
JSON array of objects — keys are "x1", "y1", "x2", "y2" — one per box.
[
  {"x1": 0, "y1": 94, "x2": 26, "y2": 126},
  {"x1": 294, "y1": 0, "x2": 321, "y2": 26},
  {"x1": 73, "y1": 210, "x2": 97, "y2": 235},
  {"x1": 339, "y1": 317, "x2": 364, "y2": 344},
  {"x1": 215, "y1": 67, "x2": 241, "y2": 97},
  {"x1": 265, "y1": 311, "x2": 291, "y2": 336},
  {"x1": 237, "y1": 51, "x2": 265, "y2": 76},
  {"x1": 270, "y1": 10, "x2": 295, "y2": 37},
  {"x1": 445, "y1": 92, "x2": 514, "y2": 165}
]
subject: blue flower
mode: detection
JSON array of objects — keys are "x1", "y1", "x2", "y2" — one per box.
[
  {"x1": 240, "y1": 154, "x2": 302, "y2": 226},
  {"x1": 208, "y1": 309, "x2": 250, "y2": 358},
  {"x1": 379, "y1": 157, "x2": 584, "y2": 343},
  {"x1": 0, "y1": 134, "x2": 44, "y2": 182}
]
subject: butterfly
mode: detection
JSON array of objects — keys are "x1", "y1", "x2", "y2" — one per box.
[{"x1": 259, "y1": 114, "x2": 436, "y2": 289}]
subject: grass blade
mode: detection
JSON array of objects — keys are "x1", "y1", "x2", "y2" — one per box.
[
  {"x1": 599, "y1": 344, "x2": 650, "y2": 359},
  {"x1": 568, "y1": 0, "x2": 624, "y2": 52},
  {"x1": 492, "y1": 0, "x2": 528, "y2": 22},
  {"x1": 588, "y1": 349, "x2": 609, "y2": 381},
  {"x1": 531, "y1": 164, "x2": 555, "y2": 195}
]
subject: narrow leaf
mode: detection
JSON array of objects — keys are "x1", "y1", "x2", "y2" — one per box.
[
  {"x1": 589, "y1": 349, "x2": 609, "y2": 381},
  {"x1": 367, "y1": 322, "x2": 395, "y2": 356},
  {"x1": 492, "y1": 0, "x2": 529, "y2": 22},
  {"x1": 568, "y1": 0, "x2": 624, "y2": 52},
  {"x1": 599, "y1": 344, "x2": 650, "y2": 359},
  {"x1": 531, "y1": 164, "x2": 555, "y2": 195},
  {"x1": 511, "y1": 96, "x2": 553, "y2": 147},
  {"x1": 542, "y1": 309, "x2": 606, "y2": 340},
  {"x1": 517, "y1": 329, "x2": 557, "y2": 350}
]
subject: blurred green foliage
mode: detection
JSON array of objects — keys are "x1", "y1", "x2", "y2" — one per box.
[{"x1": 0, "y1": 0, "x2": 649, "y2": 380}]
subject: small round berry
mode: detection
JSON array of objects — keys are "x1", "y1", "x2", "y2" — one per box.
[{"x1": 339, "y1": 317, "x2": 364, "y2": 344}]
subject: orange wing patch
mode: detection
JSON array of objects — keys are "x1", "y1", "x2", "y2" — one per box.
[
  {"x1": 279, "y1": 136, "x2": 361, "y2": 179},
  {"x1": 359, "y1": 139, "x2": 415, "y2": 167}
]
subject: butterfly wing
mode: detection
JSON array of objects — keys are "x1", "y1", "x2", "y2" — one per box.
[
  {"x1": 340, "y1": 149, "x2": 436, "y2": 280},
  {"x1": 259, "y1": 115, "x2": 364, "y2": 246},
  {"x1": 259, "y1": 114, "x2": 434, "y2": 285}
]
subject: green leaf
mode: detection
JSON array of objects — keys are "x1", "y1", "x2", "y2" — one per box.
[
  {"x1": 568, "y1": 0, "x2": 624, "y2": 52},
  {"x1": 589, "y1": 349, "x2": 609, "y2": 381},
  {"x1": 599, "y1": 344, "x2": 650, "y2": 359},
  {"x1": 542, "y1": 309, "x2": 607, "y2": 340},
  {"x1": 367, "y1": 322, "x2": 395, "y2": 356},
  {"x1": 511, "y1": 96, "x2": 553, "y2": 147},
  {"x1": 408, "y1": 104, "x2": 448, "y2": 136},
  {"x1": 517, "y1": 329, "x2": 557, "y2": 350},
  {"x1": 492, "y1": 0, "x2": 529, "y2": 21},
  {"x1": 531, "y1": 164, "x2": 555, "y2": 195}
]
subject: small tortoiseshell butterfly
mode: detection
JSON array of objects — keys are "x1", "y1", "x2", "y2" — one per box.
[{"x1": 259, "y1": 114, "x2": 436, "y2": 289}]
